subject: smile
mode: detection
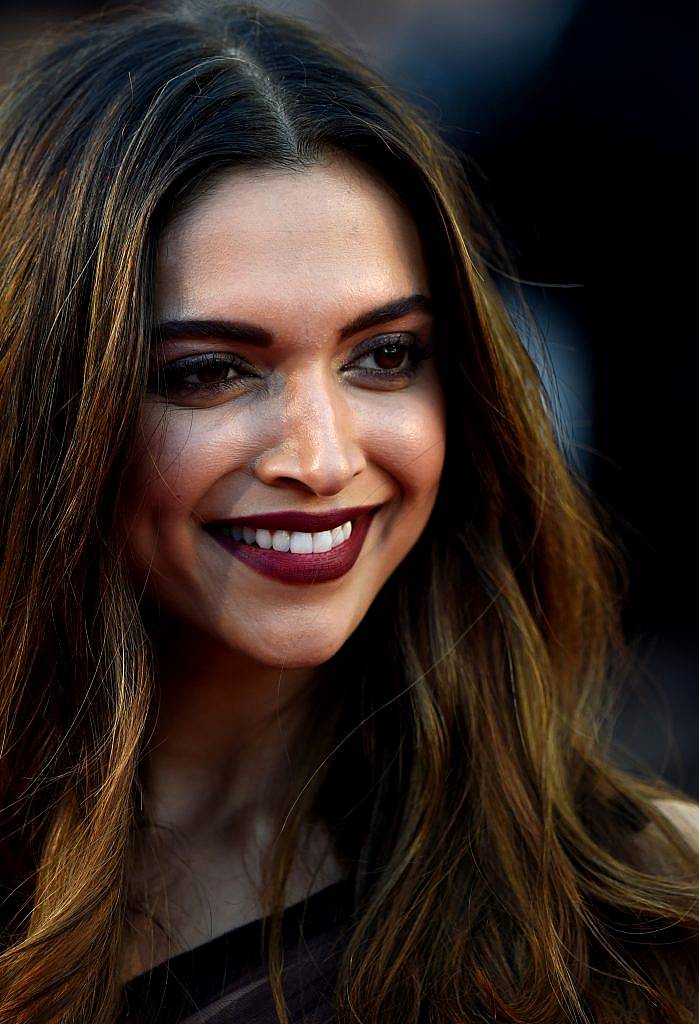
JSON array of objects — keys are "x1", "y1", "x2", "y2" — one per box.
[
  {"x1": 217, "y1": 520, "x2": 352, "y2": 552},
  {"x1": 205, "y1": 508, "x2": 379, "y2": 584}
]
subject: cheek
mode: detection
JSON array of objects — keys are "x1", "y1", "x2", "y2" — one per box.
[
  {"x1": 121, "y1": 407, "x2": 239, "y2": 577},
  {"x1": 124, "y1": 415, "x2": 191, "y2": 530},
  {"x1": 126, "y1": 404, "x2": 251, "y2": 510},
  {"x1": 363, "y1": 377, "x2": 446, "y2": 503}
]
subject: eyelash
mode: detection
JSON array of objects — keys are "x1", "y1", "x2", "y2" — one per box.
[{"x1": 147, "y1": 334, "x2": 434, "y2": 399}]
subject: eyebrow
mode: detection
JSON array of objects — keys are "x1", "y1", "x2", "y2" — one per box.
[{"x1": 155, "y1": 293, "x2": 433, "y2": 347}]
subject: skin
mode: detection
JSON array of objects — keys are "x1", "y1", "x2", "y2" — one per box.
[{"x1": 120, "y1": 154, "x2": 446, "y2": 974}]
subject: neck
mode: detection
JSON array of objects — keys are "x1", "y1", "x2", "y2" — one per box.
[
  {"x1": 139, "y1": 611, "x2": 320, "y2": 840},
  {"x1": 120, "y1": 612, "x2": 347, "y2": 982}
]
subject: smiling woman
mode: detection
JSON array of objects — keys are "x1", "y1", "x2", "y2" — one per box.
[{"x1": 0, "y1": 3, "x2": 698, "y2": 1024}]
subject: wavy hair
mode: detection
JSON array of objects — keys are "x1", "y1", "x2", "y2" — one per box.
[{"x1": 0, "y1": 3, "x2": 697, "y2": 1022}]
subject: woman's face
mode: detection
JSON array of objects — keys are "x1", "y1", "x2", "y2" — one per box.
[{"x1": 124, "y1": 155, "x2": 446, "y2": 669}]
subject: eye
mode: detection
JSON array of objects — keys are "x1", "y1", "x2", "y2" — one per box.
[
  {"x1": 346, "y1": 333, "x2": 434, "y2": 381},
  {"x1": 146, "y1": 352, "x2": 253, "y2": 398},
  {"x1": 359, "y1": 342, "x2": 410, "y2": 371},
  {"x1": 186, "y1": 363, "x2": 238, "y2": 385}
]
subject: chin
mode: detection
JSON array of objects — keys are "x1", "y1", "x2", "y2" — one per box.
[{"x1": 239, "y1": 632, "x2": 349, "y2": 671}]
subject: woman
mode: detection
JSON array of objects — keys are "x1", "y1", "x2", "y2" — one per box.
[{"x1": 0, "y1": 3, "x2": 697, "y2": 1022}]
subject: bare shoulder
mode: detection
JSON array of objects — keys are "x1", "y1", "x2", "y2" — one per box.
[
  {"x1": 652, "y1": 798, "x2": 699, "y2": 851},
  {"x1": 626, "y1": 798, "x2": 699, "y2": 876}
]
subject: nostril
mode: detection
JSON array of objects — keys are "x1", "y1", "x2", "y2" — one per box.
[{"x1": 250, "y1": 430, "x2": 366, "y2": 495}]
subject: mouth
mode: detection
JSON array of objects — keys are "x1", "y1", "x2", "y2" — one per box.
[{"x1": 204, "y1": 505, "x2": 381, "y2": 584}]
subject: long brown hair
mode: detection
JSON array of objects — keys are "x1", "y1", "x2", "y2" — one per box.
[{"x1": 0, "y1": 3, "x2": 697, "y2": 1022}]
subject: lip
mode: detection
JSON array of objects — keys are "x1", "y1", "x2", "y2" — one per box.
[
  {"x1": 205, "y1": 506, "x2": 380, "y2": 584},
  {"x1": 206, "y1": 504, "x2": 381, "y2": 534}
]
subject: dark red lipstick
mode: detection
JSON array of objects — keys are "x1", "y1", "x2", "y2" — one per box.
[
  {"x1": 204, "y1": 504, "x2": 381, "y2": 584},
  {"x1": 208, "y1": 504, "x2": 379, "y2": 534}
]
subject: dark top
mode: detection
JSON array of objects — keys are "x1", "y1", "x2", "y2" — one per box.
[
  {"x1": 120, "y1": 798, "x2": 651, "y2": 1022},
  {"x1": 120, "y1": 879, "x2": 354, "y2": 1024}
]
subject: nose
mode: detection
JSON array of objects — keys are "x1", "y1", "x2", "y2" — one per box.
[{"x1": 252, "y1": 367, "x2": 367, "y2": 497}]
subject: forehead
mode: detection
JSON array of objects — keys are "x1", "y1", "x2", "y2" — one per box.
[{"x1": 155, "y1": 156, "x2": 430, "y2": 324}]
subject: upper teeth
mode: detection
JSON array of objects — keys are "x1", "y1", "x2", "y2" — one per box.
[{"x1": 219, "y1": 520, "x2": 353, "y2": 552}]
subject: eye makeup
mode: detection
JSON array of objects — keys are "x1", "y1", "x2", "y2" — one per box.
[
  {"x1": 146, "y1": 332, "x2": 435, "y2": 401},
  {"x1": 147, "y1": 351, "x2": 256, "y2": 399}
]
